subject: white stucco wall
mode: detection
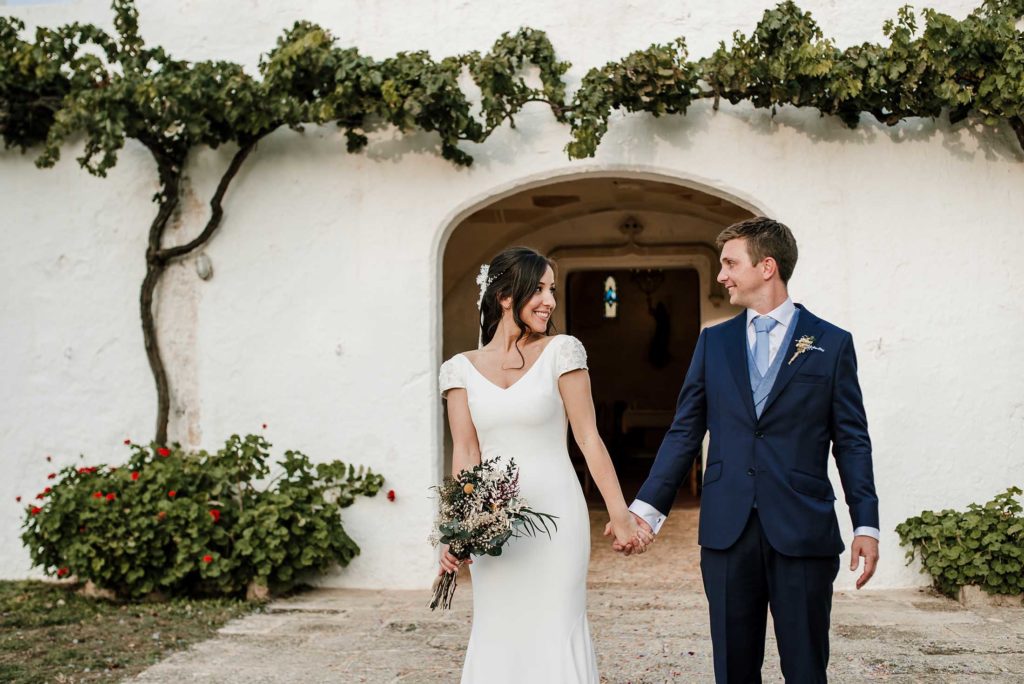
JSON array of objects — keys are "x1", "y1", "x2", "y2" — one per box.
[{"x1": 2, "y1": 0, "x2": 1021, "y2": 591}]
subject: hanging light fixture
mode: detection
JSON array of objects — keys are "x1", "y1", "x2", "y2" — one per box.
[{"x1": 630, "y1": 268, "x2": 665, "y2": 312}]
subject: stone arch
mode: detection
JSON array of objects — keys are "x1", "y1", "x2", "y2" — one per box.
[{"x1": 434, "y1": 167, "x2": 770, "y2": 491}]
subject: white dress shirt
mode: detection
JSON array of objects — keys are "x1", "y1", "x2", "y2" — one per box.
[
  {"x1": 746, "y1": 297, "x2": 797, "y2": 367},
  {"x1": 629, "y1": 298, "x2": 880, "y2": 541}
]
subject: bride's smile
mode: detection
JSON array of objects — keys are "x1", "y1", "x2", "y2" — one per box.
[{"x1": 517, "y1": 268, "x2": 556, "y2": 334}]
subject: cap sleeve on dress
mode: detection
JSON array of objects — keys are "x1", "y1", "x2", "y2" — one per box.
[
  {"x1": 439, "y1": 356, "x2": 465, "y2": 398},
  {"x1": 555, "y1": 335, "x2": 588, "y2": 376}
]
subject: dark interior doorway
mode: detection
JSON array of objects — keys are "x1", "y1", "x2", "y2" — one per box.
[{"x1": 565, "y1": 267, "x2": 702, "y2": 509}]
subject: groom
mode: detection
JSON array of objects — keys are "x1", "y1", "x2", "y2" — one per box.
[{"x1": 618, "y1": 217, "x2": 879, "y2": 683}]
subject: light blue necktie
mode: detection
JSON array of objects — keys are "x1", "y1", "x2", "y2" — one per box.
[{"x1": 753, "y1": 315, "x2": 778, "y2": 376}]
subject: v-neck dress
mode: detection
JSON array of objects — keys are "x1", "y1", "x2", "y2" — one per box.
[{"x1": 439, "y1": 334, "x2": 598, "y2": 684}]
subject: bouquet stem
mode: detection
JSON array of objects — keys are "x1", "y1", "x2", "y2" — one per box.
[{"x1": 429, "y1": 569, "x2": 459, "y2": 611}]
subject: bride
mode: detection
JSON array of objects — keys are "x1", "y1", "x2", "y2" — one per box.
[{"x1": 438, "y1": 246, "x2": 653, "y2": 683}]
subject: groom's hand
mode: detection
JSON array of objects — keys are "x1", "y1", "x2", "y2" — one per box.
[
  {"x1": 604, "y1": 514, "x2": 654, "y2": 556},
  {"x1": 850, "y1": 535, "x2": 879, "y2": 589}
]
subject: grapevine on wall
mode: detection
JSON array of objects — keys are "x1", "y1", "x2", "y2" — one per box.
[{"x1": 1, "y1": 0, "x2": 1021, "y2": 443}]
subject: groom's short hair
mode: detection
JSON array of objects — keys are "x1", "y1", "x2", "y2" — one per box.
[{"x1": 716, "y1": 217, "x2": 798, "y2": 284}]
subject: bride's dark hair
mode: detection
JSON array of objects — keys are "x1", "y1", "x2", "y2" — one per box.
[{"x1": 479, "y1": 247, "x2": 556, "y2": 364}]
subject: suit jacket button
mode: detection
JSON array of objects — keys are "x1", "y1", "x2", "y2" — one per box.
[
  {"x1": 747, "y1": 468, "x2": 756, "y2": 476},
  {"x1": 754, "y1": 430, "x2": 764, "y2": 438}
]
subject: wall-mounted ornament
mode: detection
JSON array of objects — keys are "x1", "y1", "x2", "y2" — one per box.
[{"x1": 195, "y1": 253, "x2": 213, "y2": 281}]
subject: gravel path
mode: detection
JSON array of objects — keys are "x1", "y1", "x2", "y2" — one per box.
[{"x1": 131, "y1": 505, "x2": 1024, "y2": 683}]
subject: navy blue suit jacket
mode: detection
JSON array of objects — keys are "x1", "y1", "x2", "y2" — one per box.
[{"x1": 636, "y1": 305, "x2": 879, "y2": 557}]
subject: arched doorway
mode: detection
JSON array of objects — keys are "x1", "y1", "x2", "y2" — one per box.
[{"x1": 438, "y1": 172, "x2": 757, "y2": 567}]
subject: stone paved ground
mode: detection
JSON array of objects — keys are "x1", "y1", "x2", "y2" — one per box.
[{"x1": 132, "y1": 506, "x2": 1024, "y2": 683}]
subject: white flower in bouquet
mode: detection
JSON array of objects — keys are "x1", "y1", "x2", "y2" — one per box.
[{"x1": 428, "y1": 457, "x2": 557, "y2": 610}]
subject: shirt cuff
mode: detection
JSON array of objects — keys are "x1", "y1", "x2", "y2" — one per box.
[
  {"x1": 629, "y1": 499, "x2": 667, "y2": 535},
  {"x1": 853, "y1": 526, "x2": 880, "y2": 540}
]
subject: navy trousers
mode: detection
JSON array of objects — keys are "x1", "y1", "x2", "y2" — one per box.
[{"x1": 700, "y1": 509, "x2": 841, "y2": 683}]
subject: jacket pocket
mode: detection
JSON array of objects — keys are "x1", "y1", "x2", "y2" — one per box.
[
  {"x1": 789, "y1": 469, "x2": 836, "y2": 501},
  {"x1": 703, "y1": 461, "x2": 722, "y2": 486}
]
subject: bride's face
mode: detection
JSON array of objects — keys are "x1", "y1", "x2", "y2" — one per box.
[{"x1": 518, "y1": 265, "x2": 556, "y2": 334}]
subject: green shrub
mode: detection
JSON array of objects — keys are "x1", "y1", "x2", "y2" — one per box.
[
  {"x1": 20, "y1": 434, "x2": 384, "y2": 599},
  {"x1": 896, "y1": 486, "x2": 1024, "y2": 597}
]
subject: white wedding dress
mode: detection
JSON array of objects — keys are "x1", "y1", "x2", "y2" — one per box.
[{"x1": 439, "y1": 334, "x2": 599, "y2": 684}]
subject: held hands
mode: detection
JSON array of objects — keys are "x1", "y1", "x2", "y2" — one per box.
[
  {"x1": 604, "y1": 511, "x2": 655, "y2": 556},
  {"x1": 850, "y1": 535, "x2": 879, "y2": 589},
  {"x1": 438, "y1": 544, "x2": 472, "y2": 576}
]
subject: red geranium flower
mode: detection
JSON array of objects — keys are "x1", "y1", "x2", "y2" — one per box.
[
  {"x1": 43, "y1": 487, "x2": 51, "y2": 494},
  {"x1": 262, "y1": 423, "x2": 267, "y2": 429},
  {"x1": 202, "y1": 554, "x2": 213, "y2": 564},
  {"x1": 15, "y1": 496, "x2": 21, "y2": 503},
  {"x1": 209, "y1": 509, "x2": 221, "y2": 522},
  {"x1": 92, "y1": 491, "x2": 103, "y2": 499},
  {"x1": 156, "y1": 511, "x2": 167, "y2": 520},
  {"x1": 168, "y1": 490, "x2": 176, "y2": 498},
  {"x1": 157, "y1": 447, "x2": 171, "y2": 457},
  {"x1": 57, "y1": 567, "x2": 69, "y2": 578},
  {"x1": 387, "y1": 490, "x2": 396, "y2": 502},
  {"x1": 47, "y1": 473, "x2": 56, "y2": 480},
  {"x1": 124, "y1": 438, "x2": 131, "y2": 445},
  {"x1": 35, "y1": 493, "x2": 44, "y2": 500},
  {"x1": 30, "y1": 506, "x2": 42, "y2": 515},
  {"x1": 131, "y1": 471, "x2": 140, "y2": 481},
  {"x1": 105, "y1": 492, "x2": 116, "y2": 501}
]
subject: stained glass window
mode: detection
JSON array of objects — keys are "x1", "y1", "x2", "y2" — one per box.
[{"x1": 603, "y1": 276, "x2": 618, "y2": 318}]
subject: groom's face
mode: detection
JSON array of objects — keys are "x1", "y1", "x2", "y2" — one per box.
[{"x1": 717, "y1": 238, "x2": 763, "y2": 309}]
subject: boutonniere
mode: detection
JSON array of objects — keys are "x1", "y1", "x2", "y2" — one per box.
[{"x1": 788, "y1": 335, "x2": 825, "y2": 365}]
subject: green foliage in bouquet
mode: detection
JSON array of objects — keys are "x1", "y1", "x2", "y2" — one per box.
[
  {"x1": 432, "y1": 458, "x2": 557, "y2": 559},
  {"x1": 896, "y1": 486, "x2": 1024, "y2": 597},
  {"x1": 20, "y1": 434, "x2": 384, "y2": 599},
  {"x1": 429, "y1": 458, "x2": 557, "y2": 610}
]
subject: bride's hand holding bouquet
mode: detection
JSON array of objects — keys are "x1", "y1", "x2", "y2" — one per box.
[{"x1": 428, "y1": 457, "x2": 558, "y2": 610}]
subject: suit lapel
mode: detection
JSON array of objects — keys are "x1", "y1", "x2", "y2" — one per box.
[
  {"x1": 759, "y1": 304, "x2": 825, "y2": 419},
  {"x1": 724, "y1": 311, "x2": 757, "y2": 423}
]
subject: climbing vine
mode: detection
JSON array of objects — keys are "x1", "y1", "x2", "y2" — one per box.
[
  {"x1": 1, "y1": 0, "x2": 1021, "y2": 443},
  {"x1": 567, "y1": 0, "x2": 1024, "y2": 155}
]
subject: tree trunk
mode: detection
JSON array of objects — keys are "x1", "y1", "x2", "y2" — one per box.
[
  {"x1": 141, "y1": 163, "x2": 181, "y2": 446},
  {"x1": 141, "y1": 139, "x2": 261, "y2": 445}
]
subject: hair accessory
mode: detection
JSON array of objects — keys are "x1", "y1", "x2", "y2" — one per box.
[
  {"x1": 475, "y1": 264, "x2": 491, "y2": 310},
  {"x1": 475, "y1": 264, "x2": 507, "y2": 310}
]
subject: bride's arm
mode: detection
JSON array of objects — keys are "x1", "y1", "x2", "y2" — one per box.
[
  {"x1": 445, "y1": 388, "x2": 481, "y2": 477},
  {"x1": 438, "y1": 387, "x2": 480, "y2": 575},
  {"x1": 560, "y1": 370, "x2": 653, "y2": 551}
]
